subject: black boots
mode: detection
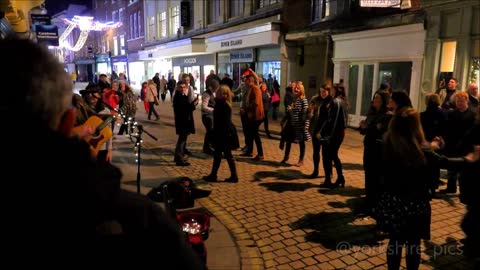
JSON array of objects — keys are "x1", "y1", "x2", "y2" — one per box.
[
  {"x1": 204, "y1": 158, "x2": 238, "y2": 183},
  {"x1": 330, "y1": 175, "x2": 345, "y2": 188},
  {"x1": 203, "y1": 156, "x2": 221, "y2": 182},
  {"x1": 225, "y1": 158, "x2": 238, "y2": 183}
]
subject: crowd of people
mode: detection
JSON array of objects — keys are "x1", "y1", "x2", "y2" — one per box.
[{"x1": 4, "y1": 36, "x2": 479, "y2": 269}]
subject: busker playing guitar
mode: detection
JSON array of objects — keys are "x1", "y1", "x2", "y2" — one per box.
[{"x1": 73, "y1": 85, "x2": 114, "y2": 164}]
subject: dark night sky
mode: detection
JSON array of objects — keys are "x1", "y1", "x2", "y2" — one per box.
[{"x1": 44, "y1": 0, "x2": 92, "y2": 16}]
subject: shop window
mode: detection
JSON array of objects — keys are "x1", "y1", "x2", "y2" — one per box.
[
  {"x1": 257, "y1": 61, "x2": 281, "y2": 84},
  {"x1": 230, "y1": 0, "x2": 245, "y2": 18},
  {"x1": 361, "y1": 65, "x2": 374, "y2": 116},
  {"x1": 312, "y1": 0, "x2": 336, "y2": 20},
  {"x1": 170, "y1": 6, "x2": 180, "y2": 36},
  {"x1": 440, "y1": 41, "x2": 457, "y2": 72},
  {"x1": 348, "y1": 65, "x2": 358, "y2": 114},
  {"x1": 378, "y1": 62, "x2": 412, "y2": 93},
  {"x1": 208, "y1": 0, "x2": 221, "y2": 24},
  {"x1": 470, "y1": 58, "x2": 480, "y2": 90}
]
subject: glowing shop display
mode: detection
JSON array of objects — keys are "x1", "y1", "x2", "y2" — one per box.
[{"x1": 59, "y1": 16, "x2": 121, "y2": 52}]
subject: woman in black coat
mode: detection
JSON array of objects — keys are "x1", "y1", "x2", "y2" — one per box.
[
  {"x1": 203, "y1": 85, "x2": 240, "y2": 183},
  {"x1": 376, "y1": 107, "x2": 479, "y2": 270},
  {"x1": 359, "y1": 90, "x2": 392, "y2": 214}
]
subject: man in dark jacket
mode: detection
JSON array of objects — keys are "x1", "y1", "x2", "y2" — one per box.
[
  {"x1": 1, "y1": 38, "x2": 204, "y2": 268},
  {"x1": 173, "y1": 81, "x2": 199, "y2": 165}
]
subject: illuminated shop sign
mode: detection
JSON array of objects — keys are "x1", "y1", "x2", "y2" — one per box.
[{"x1": 360, "y1": 0, "x2": 411, "y2": 9}]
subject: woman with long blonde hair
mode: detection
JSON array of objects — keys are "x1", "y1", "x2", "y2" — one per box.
[
  {"x1": 280, "y1": 83, "x2": 310, "y2": 166},
  {"x1": 203, "y1": 85, "x2": 240, "y2": 183}
]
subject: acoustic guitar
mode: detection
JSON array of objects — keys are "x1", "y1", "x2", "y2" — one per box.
[{"x1": 72, "y1": 115, "x2": 114, "y2": 157}]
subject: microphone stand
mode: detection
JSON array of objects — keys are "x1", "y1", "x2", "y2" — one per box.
[{"x1": 133, "y1": 124, "x2": 158, "y2": 194}]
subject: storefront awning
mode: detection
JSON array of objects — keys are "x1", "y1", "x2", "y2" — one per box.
[
  {"x1": 139, "y1": 38, "x2": 206, "y2": 61},
  {"x1": 205, "y1": 23, "x2": 280, "y2": 53}
]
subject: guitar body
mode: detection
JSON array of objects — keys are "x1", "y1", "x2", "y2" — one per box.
[{"x1": 72, "y1": 115, "x2": 113, "y2": 157}]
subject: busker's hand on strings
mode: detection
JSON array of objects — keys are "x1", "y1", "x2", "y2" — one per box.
[
  {"x1": 77, "y1": 125, "x2": 95, "y2": 138},
  {"x1": 430, "y1": 136, "x2": 445, "y2": 150}
]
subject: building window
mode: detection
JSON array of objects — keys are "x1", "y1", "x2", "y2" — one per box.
[
  {"x1": 470, "y1": 58, "x2": 480, "y2": 90},
  {"x1": 112, "y1": 11, "x2": 117, "y2": 22},
  {"x1": 120, "y1": 35, "x2": 125, "y2": 55},
  {"x1": 258, "y1": 0, "x2": 280, "y2": 9},
  {"x1": 119, "y1": 8, "x2": 125, "y2": 23},
  {"x1": 138, "y1": 11, "x2": 142, "y2": 37},
  {"x1": 113, "y1": 36, "x2": 118, "y2": 56},
  {"x1": 169, "y1": 6, "x2": 180, "y2": 36},
  {"x1": 440, "y1": 41, "x2": 457, "y2": 73},
  {"x1": 208, "y1": 0, "x2": 221, "y2": 24},
  {"x1": 105, "y1": 10, "x2": 109, "y2": 21},
  {"x1": 312, "y1": 0, "x2": 321, "y2": 21},
  {"x1": 133, "y1": 13, "x2": 137, "y2": 38},
  {"x1": 130, "y1": 14, "x2": 134, "y2": 39},
  {"x1": 324, "y1": 0, "x2": 330, "y2": 18},
  {"x1": 157, "y1": 11, "x2": 167, "y2": 38},
  {"x1": 229, "y1": 0, "x2": 244, "y2": 18},
  {"x1": 148, "y1": 16, "x2": 155, "y2": 40}
]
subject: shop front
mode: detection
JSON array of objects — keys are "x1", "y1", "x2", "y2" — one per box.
[
  {"x1": 206, "y1": 23, "x2": 282, "y2": 89},
  {"x1": 112, "y1": 55, "x2": 128, "y2": 79},
  {"x1": 332, "y1": 23, "x2": 426, "y2": 127},
  {"x1": 127, "y1": 52, "x2": 146, "y2": 92},
  {"x1": 423, "y1": 1, "x2": 480, "y2": 100},
  {"x1": 217, "y1": 49, "x2": 254, "y2": 90},
  {"x1": 95, "y1": 53, "x2": 111, "y2": 79},
  {"x1": 139, "y1": 38, "x2": 206, "y2": 87},
  {"x1": 75, "y1": 58, "x2": 95, "y2": 82},
  {"x1": 172, "y1": 54, "x2": 215, "y2": 94}
]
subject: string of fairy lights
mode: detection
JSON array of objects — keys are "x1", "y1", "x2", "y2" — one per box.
[
  {"x1": 59, "y1": 15, "x2": 121, "y2": 52},
  {"x1": 113, "y1": 107, "x2": 143, "y2": 163}
]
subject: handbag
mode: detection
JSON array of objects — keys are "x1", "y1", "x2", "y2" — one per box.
[
  {"x1": 227, "y1": 122, "x2": 240, "y2": 150},
  {"x1": 271, "y1": 92, "x2": 280, "y2": 103},
  {"x1": 150, "y1": 88, "x2": 159, "y2": 105}
]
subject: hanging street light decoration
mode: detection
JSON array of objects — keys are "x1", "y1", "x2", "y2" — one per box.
[{"x1": 59, "y1": 15, "x2": 121, "y2": 52}]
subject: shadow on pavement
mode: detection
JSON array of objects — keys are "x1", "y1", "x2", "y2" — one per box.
[
  {"x1": 235, "y1": 157, "x2": 283, "y2": 167},
  {"x1": 342, "y1": 162, "x2": 364, "y2": 171},
  {"x1": 319, "y1": 186, "x2": 365, "y2": 197},
  {"x1": 423, "y1": 237, "x2": 475, "y2": 269},
  {"x1": 290, "y1": 212, "x2": 385, "y2": 250},
  {"x1": 259, "y1": 182, "x2": 318, "y2": 193},
  {"x1": 254, "y1": 169, "x2": 307, "y2": 181}
]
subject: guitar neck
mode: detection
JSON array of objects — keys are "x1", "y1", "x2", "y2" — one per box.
[{"x1": 97, "y1": 116, "x2": 114, "y2": 131}]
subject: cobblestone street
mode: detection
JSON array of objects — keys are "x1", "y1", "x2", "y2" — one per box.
[{"x1": 114, "y1": 100, "x2": 474, "y2": 270}]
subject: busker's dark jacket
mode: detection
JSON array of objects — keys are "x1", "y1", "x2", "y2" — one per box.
[{"x1": 2, "y1": 122, "x2": 204, "y2": 268}]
